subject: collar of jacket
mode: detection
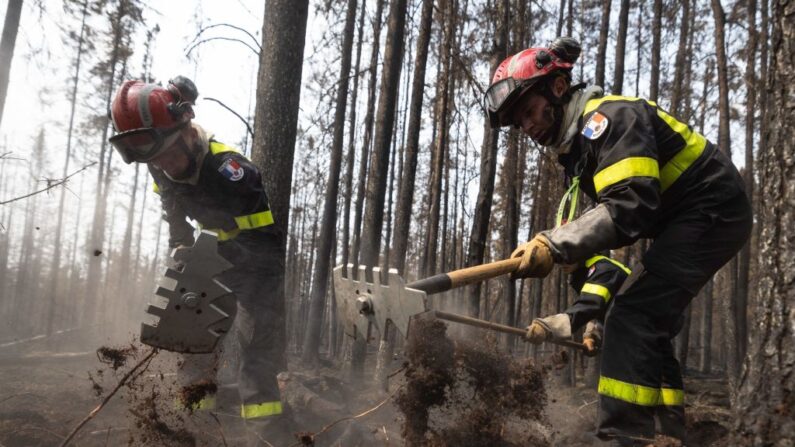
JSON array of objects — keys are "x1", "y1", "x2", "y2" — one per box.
[
  {"x1": 549, "y1": 85, "x2": 604, "y2": 154},
  {"x1": 162, "y1": 122, "x2": 214, "y2": 185}
]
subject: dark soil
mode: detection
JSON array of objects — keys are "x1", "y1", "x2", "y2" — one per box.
[
  {"x1": 96, "y1": 344, "x2": 137, "y2": 370},
  {"x1": 177, "y1": 379, "x2": 217, "y2": 413},
  {"x1": 127, "y1": 387, "x2": 195, "y2": 446},
  {"x1": 396, "y1": 318, "x2": 549, "y2": 446}
]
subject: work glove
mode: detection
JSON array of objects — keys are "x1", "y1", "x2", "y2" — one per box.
[
  {"x1": 582, "y1": 320, "x2": 603, "y2": 357},
  {"x1": 510, "y1": 234, "x2": 554, "y2": 280},
  {"x1": 524, "y1": 314, "x2": 572, "y2": 344}
]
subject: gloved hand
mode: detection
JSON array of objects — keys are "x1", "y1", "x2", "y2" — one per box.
[
  {"x1": 510, "y1": 234, "x2": 554, "y2": 279},
  {"x1": 524, "y1": 321, "x2": 549, "y2": 344},
  {"x1": 582, "y1": 320, "x2": 603, "y2": 357},
  {"x1": 524, "y1": 314, "x2": 572, "y2": 343}
]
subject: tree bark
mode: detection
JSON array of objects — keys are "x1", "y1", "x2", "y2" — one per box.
[
  {"x1": 466, "y1": 0, "x2": 509, "y2": 318},
  {"x1": 733, "y1": 2, "x2": 794, "y2": 441},
  {"x1": 649, "y1": 0, "x2": 662, "y2": 102},
  {"x1": 669, "y1": 0, "x2": 691, "y2": 115},
  {"x1": 392, "y1": 0, "x2": 434, "y2": 275},
  {"x1": 250, "y1": 0, "x2": 309, "y2": 370},
  {"x1": 595, "y1": 0, "x2": 611, "y2": 88},
  {"x1": 0, "y1": 0, "x2": 23, "y2": 128},
  {"x1": 612, "y1": 0, "x2": 630, "y2": 94},
  {"x1": 301, "y1": 0, "x2": 358, "y2": 365}
]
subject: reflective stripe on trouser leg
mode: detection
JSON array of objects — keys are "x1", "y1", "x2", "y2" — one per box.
[
  {"x1": 219, "y1": 256, "x2": 287, "y2": 419},
  {"x1": 655, "y1": 325, "x2": 686, "y2": 440},
  {"x1": 597, "y1": 270, "x2": 693, "y2": 442}
]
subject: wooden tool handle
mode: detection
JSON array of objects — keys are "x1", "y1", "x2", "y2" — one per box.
[
  {"x1": 407, "y1": 258, "x2": 521, "y2": 295},
  {"x1": 434, "y1": 311, "x2": 588, "y2": 352}
]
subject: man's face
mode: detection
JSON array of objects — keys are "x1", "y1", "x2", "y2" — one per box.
[
  {"x1": 508, "y1": 90, "x2": 556, "y2": 143},
  {"x1": 149, "y1": 129, "x2": 193, "y2": 178}
]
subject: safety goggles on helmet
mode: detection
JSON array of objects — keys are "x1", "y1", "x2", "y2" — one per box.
[
  {"x1": 109, "y1": 122, "x2": 188, "y2": 164},
  {"x1": 484, "y1": 77, "x2": 538, "y2": 128}
]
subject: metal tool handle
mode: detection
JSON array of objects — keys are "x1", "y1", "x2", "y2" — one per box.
[
  {"x1": 434, "y1": 310, "x2": 588, "y2": 352},
  {"x1": 407, "y1": 258, "x2": 522, "y2": 295}
]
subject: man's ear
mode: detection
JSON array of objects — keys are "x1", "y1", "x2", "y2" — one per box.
[{"x1": 553, "y1": 76, "x2": 569, "y2": 97}]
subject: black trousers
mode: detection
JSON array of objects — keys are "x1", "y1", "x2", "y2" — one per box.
[
  {"x1": 179, "y1": 233, "x2": 287, "y2": 420},
  {"x1": 597, "y1": 185, "x2": 752, "y2": 442}
]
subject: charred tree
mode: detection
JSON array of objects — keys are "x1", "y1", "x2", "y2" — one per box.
[
  {"x1": 0, "y1": 0, "x2": 23, "y2": 127},
  {"x1": 612, "y1": 0, "x2": 630, "y2": 94},
  {"x1": 649, "y1": 0, "x2": 662, "y2": 102},
  {"x1": 595, "y1": 0, "x2": 611, "y2": 88},
  {"x1": 302, "y1": 0, "x2": 358, "y2": 364},
  {"x1": 392, "y1": 0, "x2": 434, "y2": 275},
  {"x1": 733, "y1": 1, "x2": 795, "y2": 441}
]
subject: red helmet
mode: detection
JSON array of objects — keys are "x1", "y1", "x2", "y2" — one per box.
[
  {"x1": 485, "y1": 38, "x2": 580, "y2": 128},
  {"x1": 109, "y1": 76, "x2": 198, "y2": 163}
]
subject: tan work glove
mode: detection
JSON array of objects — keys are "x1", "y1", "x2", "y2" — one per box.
[
  {"x1": 524, "y1": 314, "x2": 572, "y2": 344},
  {"x1": 524, "y1": 321, "x2": 549, "y2": 344},
  {"x1": 510, "y1": 235, "x2": 554, "y2": 279},
  {"x1": 582, "y1": 320, "x2": 603, "y2": 357}
]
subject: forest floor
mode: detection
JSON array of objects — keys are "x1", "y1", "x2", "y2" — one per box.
[{"x1": 0, "y1": 335, "x2": 731, "y2": 447}]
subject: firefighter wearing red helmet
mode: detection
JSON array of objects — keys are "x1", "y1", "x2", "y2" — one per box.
[
  {"x1": 487, "y1": 37, "x2": 752, "y2": 445},
  {"x1": 110, "y1": 77, "x2": 293, "y2": 445}
]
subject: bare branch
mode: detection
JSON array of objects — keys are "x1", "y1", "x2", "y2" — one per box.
[
  {"x1": 59, "y1": 348, "x2": 158, "y2": 447},
  {"x1": 0, "y1": 162, "x2": 96, "y2": 206},
  {"x1": 185, "y1": 37, "x2": 259, "y2": 58},
  {"x1": 203, "y1": 97, "x2": 254, "y2": 138},
  {"x1": 186, "y1": 23, "x2": 261, "y2": 51}
]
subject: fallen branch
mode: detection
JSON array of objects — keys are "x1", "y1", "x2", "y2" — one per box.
[
  {"x1": 289, "y1": 386, "x2": 402, "y2": 447},
  {"x1": 59, "y1": 348, "x2": 158, "y2": 447},
  {"x1": 0, "y1": 162, "x2": 96, "y2": 206}
]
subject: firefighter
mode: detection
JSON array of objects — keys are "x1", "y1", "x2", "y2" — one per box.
[
  {"x1": 109, "y1": 77, "x2": 292, "y2": 445},
  {"x1": 486, "y1": 37, "x2": 752, "y2": 445}
]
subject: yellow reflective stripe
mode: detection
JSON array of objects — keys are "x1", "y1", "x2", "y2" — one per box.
[
  {"x1": 661, "y1": 388, "x2": 685, "y2": 406},
  {"x1": 234, "y1": 210, "x2": 274, "y2": 230},
  {"x1": 241, "y1": 401, "x2": 283, "y2": 419},
  {"x1": 593, "y1": 157, "x2": 660, "y2": 194},
  {"x1": 210, "y1": 141, "x2": 241, "y2": 155},
  {"x1": 581, "y1": 283, "x2": 612, "y2": 302},
  {"x1": 583, "y1": 95, "x2": 651, "y2": 116},
  {"x1": 153, "y1": 181, "x2": 160, "y2": 194},
  {"x1": 598, "y1": 376, "x2": 661, "y2": 406},
  {"x1": 656, "y1": 109, "x2": 707, "y2": 192},
  {"x1": 175, "y1": 396, "x2": 216, "y2": 411},
  {"x1": 584, "y1": 255, "x2": 632, "y2": 275}
]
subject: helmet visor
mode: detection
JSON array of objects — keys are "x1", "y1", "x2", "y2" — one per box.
[
  {"x1": 109, "y1": 123, "x2": 185, "y2": 163},
  {"x1": 484, "y1": 77, "x2": 536, "y2": 128}
]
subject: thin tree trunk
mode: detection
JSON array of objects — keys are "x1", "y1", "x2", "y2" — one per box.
[
  {"x1": 0, "y1": 0, "x2": 23, "y2": 127},
  {"x1": 392, "y1": 0, "x2": 434, "y2": 275},
  {"x1": 669, "y1": 0, "x2": 691, "y2": 115},
  {"x1": 595, "y1": 0, "x2": 612, "y2": 88},
  {"x1": 302, "y1": 0, "x2": 358, "y2": 365},
  {"x1": 466, "y1": 0, "x2": 509, "y2": 319},
  {"x1": 350, "y1": 0, "x2": 386, "y2": 268},
  {"x1": 649, "y1": 0, "x2": 662, "y2": 102},
  {"x1": 612, "y1": 0, "x2": 630, "y2": 94}
]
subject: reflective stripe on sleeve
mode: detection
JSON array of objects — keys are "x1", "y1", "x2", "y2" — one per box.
[
  {"x1": 153, "y1": 181, "x2": 160, "y2": 194},
  {"x1": 656, "y1": 109, "x2": 707, "y2": 192},
  {"x1": 583, "y1": 95, "x2": 649, "y2": 115},
  {"x1": 241, "y1": 401, "x2": 283, "y2": 419},
  {"x1": 598, "y1": 376, "x2": 685, "y2": 407},
  {"x1": 210, "y1": 141, "x2": 241, "y2": 155},
  {"x1": 593, "y1": 157, "x2": 660, "y2": 194},
  {"x1": 584, "y1": 255, "x2": 632, "y2": 275},
  {"x1": 581, "y1": 283, "x2": 612, "y2": 302},
  {"x1": 234, "y1": 210, "x2": 274, "y2": 230}
]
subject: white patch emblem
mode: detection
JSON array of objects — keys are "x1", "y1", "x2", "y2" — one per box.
[
  {"x1": 582, "y1": 112, "x2": 609, "y2": 139},
  {"x1": 218, "y1": 159, "x2": 244, "y2": 181},
  {"x1": 587, "y1": 266, "x2": 596, "y2": 277}
]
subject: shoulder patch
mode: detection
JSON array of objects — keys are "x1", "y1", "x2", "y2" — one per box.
[
  {"x1": 587, "y1": 266, "x2": 596, "y2": 277},
  {"x1": 582, "y1": 112, "x2": 609, "y2": 139},
  {"x1": 218, "y1": 158, "x2": 244, "y2": 181}
]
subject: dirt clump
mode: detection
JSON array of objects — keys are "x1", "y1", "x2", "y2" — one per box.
[
  {"x1": 396, "y1": 318, "x2": 549, "y2": 446},
  {"x1": 128, "y1": 388, "x2": 195, "y2": 446},
  {"x1": 97, "y1": 344, "x2": 138, "y2": 370},
  {"x1": 177, "y1": 380, "x2": 218, "y2": 412}
]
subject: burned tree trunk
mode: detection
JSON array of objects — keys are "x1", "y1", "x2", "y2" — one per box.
[
  {"x1": 733, "y1": 2, "x2": 794, "y2": 442},
  {"x1": 302, "y1": 0, "x2": 358, "y2": 365},
  {"x1": 649, "y1": 0, "x2": 662, "y2": 102},
  {"x1": 594, "y1": 0, "x2": 611, "y2": 88},
  {"x1": 612, "y1": 0, "x2": 630, "y2": 94},
  {"x1": 0, "y1": 0, "x2": 23, "y2": 127},
  {"x1": 392, "y1": 0, "x2": 434, "y2": 275}
]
